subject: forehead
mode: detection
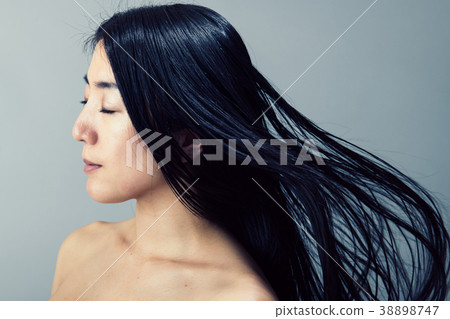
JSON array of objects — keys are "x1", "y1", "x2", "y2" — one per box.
[{"x1": 87, "y1": 43, "x2": 115, "y2": 82}]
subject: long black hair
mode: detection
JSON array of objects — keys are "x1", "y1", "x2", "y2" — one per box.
[{"x1": 84, "y1": 3, "x2": 449, "y2": 300}]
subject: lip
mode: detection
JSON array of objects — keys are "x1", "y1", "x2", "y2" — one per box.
[
  {"x1": 83, "y1": 158, "x2": 101, "y2": 166},
  {"x1": 84, "y1": 164, "x2": 102, "y2": 173},
  {"x1": 82, "y1": 158, "x2": 102, "y2": 174}
]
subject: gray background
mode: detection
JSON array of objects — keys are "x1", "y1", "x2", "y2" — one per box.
[{"x1": 0, "y1": 0, "x2": 449, "y2": 300}]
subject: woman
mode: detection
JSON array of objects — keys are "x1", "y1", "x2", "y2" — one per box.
[{"x1": 50, "y1": 3, "x2": 449, "y2": 301}]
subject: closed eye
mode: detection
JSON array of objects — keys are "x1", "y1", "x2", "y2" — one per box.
[{"x1": 79, "y1": 100, "x2": 116, "y2": 114}]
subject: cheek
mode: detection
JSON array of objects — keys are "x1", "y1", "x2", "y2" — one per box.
[
  {"x1": 115, "y1": 146, "x2": 166, "y2": 198},
  {"x1": 89, "y1": 120, "x2": 169, "y2": 201},
  {"x1": 117, "y1": 169, "x2": 153, "y2": 197}
]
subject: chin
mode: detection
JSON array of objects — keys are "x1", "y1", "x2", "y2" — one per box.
[
  {"x1": 86, "y1": 184, "x2": 130, "y2": 204},
  {"x1": 90, "y1": 196, "x2": 127, "y2": 204}
]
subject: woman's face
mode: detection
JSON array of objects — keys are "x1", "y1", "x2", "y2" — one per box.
[{"x1": 72, "y1": 42, "x2": 164, "y2": 203}]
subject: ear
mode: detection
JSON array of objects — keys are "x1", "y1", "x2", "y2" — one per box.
[{"x1": 172, "y1": 128, "x2": 202, "y2": 164}]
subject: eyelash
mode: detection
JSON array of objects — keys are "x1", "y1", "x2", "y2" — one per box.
[{"x1": 80, "y1": 100, "x2": 115, "y2": 114}]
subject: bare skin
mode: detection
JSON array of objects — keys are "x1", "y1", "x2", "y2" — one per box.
[
  {"x1": 49, "y1": 218, "x2": 277, "y2": 301},
  {"x1": 50, "y1": 42, "x2": 277, "y2": 301}
]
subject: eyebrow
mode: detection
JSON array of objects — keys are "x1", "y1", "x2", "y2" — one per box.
[{"x1": 84, "y1": 73, "x2": 118, "y2": 90}]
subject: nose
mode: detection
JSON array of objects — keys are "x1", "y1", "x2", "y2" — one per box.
[{"x1": 72, "y1": 110, "x2": 98, "y2": 144}]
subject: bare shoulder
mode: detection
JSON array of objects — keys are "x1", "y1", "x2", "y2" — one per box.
[
  {"x1": 213, "y1": 274, "x2": 278, "y2": 301},
  {"x1": 58, "y1": 221, "x2": 109, "y2": 257},
  {"x1": 50, "y1": 221, "x2": 111, "y2": 297}
]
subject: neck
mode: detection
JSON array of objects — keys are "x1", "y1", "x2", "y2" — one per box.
[{"x1": 128, "y1": 182, "x2": 230, "y2": 263}]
